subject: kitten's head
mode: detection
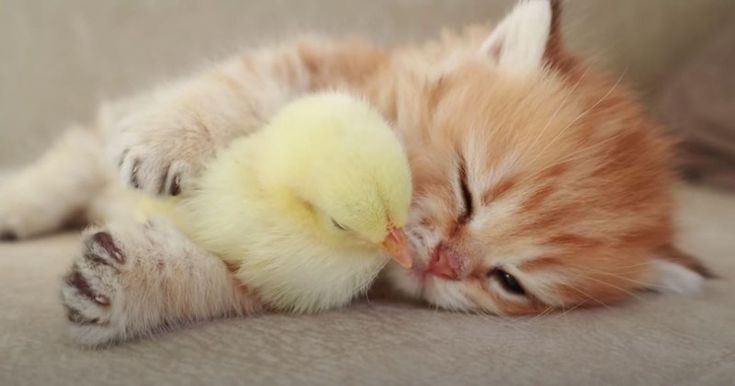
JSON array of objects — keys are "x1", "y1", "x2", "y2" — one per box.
[{"x1": 383, "y1": 0, "x2": 709, "y2": 314}]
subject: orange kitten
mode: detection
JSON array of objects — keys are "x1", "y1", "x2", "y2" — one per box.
[
  {"x1": 379, "y1": 1, "x2": 709, "y2": 314},
  {"x1": 0, "y1": 0, "x2": 708, "y2": 345}
]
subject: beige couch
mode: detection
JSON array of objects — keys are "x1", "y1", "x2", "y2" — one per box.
[{"x1": 2, "y1": 1, "x2": 734, "y2": 385}]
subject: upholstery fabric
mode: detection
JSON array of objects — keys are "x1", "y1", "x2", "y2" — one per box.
[{"x1": 1, "y1": 186, "x2": 733, "y2": 385}]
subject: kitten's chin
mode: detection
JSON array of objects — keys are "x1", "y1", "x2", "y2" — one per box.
[
  {"x1": 384, "y1": 262, "x2": 477, "y2": 312},
  {"x1": 384, "y1": 261, "x2": 426, "y2": 300},
  {"x1": 383, "y1": 234, "x2": 478, "y2": 311}
]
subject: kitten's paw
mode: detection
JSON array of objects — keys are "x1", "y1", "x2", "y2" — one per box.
[
  {"x1": 61, "y1": 229, "x2": 129, "y2": 346},
  {"x1": 60, "y1": 218, "x2": 212, "y2": 346},
  {"x1": 116, "y1": 141, "x2": 194, "y2": 196},
  {"x1": 110, "y1": 108, "x2": 215, "y2": 196}
]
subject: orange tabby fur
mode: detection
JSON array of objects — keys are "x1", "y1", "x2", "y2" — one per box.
[{"x1": 368, "y1": 2, "x2": 694, "y2": 314}]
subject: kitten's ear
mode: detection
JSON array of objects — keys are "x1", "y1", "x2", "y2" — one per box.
[
  {"x1": 481, "y1": 0, "x2": 553, "y2": 72},
  {"x1": 650, "y1": 245, "x2": 714, "y2": 294},
  {"x1": 481, "y1": 0, "x2": 568, "y2": 73}
]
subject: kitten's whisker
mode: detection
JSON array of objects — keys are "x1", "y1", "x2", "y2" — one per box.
[
  {"x1": 499, "y1": 85, "x2": 539, "y2": 147},
  {"x1": 610, "y1": 261, "x2": 660, "y2": 270},
  {"x1": 557, "y1": 302, "x2": 584, "y2": 319},
  {"x1": 573, "y1": 274, "x2": 650, "y2": 304},
  {"x1": 529, "y1": 131, "x2": 623, "y2": 178},
  {"x1": 527, "y1": 68, "x2": 627, "y2": 169},
  {"x1": 564, "y1": 264, "x2": 664, "y2": 291},
  {"x1": 541, "y1": 128, "x2": 627, "y2": 172},
  {"x1": 525, "y1": 66, "x2": 590, "y2": 154},
  {"x1": 526, "y1": 305, "x2": 555, "y2": 322},
  {"x1": 558, "y1": 282, "x2": 610, "y2": 310}
]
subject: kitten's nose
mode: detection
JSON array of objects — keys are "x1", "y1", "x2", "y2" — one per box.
[{"x1": 428, "y1": 243, "x2": 461, "y2": 280}]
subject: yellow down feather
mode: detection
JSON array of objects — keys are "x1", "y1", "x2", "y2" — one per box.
[{"x1": 139, "y1": 92, "x2": 412, "y2": 313}]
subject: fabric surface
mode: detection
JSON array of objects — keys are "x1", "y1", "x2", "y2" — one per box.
[
  {"x1": 656, "y1": 15, "x2": 735, "y2": 190},
  {"x1": 1, "y1": 185, "x2": 734, "y2": 386}
]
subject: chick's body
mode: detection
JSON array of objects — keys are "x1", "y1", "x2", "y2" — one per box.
[{"x1": 171, "y1": 92, "x2": 412, "y2": 313}]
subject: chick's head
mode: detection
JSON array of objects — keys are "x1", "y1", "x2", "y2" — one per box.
[{"x1": 257, "y1": 92, "x2": 413, "y2": 266}]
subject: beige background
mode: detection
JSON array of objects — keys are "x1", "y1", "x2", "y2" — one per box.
[{"x1": 1, "y1": 0, "x2": 735, "y2": 166}]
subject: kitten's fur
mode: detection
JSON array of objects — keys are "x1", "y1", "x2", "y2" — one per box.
[{"x1": 0, "y1": 1, "x2": 707, "y2": 345}]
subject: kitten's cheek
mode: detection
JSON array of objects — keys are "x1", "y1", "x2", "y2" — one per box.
[
  {"x1": 420, "y1": 278, "x2": 450, "y2": 308},
  {"x1": 385, "y1": 263, "x2": 423, "y2": 299},
  {"x1": 424, "y1": 279, "x2": 477, "y2": 311}
]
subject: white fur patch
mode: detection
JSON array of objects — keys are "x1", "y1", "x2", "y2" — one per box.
[
  {"x1": 482, "y1": 151, "x2": 520, "y2": 190},
  {"x1": 481, "y1": 0, "x2": 552, "y2": 73},
  {"x1": 652, "y1": 259, "x2": 704, "y2": 294},
  {"x1": 425, "y1": 279, "x2": 474, "y2": 311}
]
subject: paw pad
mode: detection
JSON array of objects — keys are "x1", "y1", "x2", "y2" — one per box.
[
  {"x1": 66, "y1": 270, "x2": 102, "y2": 304},
  {"x1": 92, "y1": 232, "x2": 126, "y2": 264},
  {"x1": 65, "y1": 307, "x2": 100, "y2": 325}
]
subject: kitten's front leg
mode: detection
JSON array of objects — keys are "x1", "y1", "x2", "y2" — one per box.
[
  {"x1": 61, "y1": 218, "x2": 261, "y2": 346},
  {"x1": 107, "y1": 81, "x2": 258, "y2": 196},
  {"x1": 109, "y1": 38, "x2": 387, "y2": 195},
  {"x1": 109, "y1": 49, "x2": 311, "y2": 195}
]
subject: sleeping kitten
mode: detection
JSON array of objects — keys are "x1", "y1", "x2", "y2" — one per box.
[{"x1": 0, "y1": 0, "x2": 709, "y2": 345}]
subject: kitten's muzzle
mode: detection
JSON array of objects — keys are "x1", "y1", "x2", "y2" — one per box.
[{"x1": 427, "y1": 243, "x2": 461, "y2": 280}]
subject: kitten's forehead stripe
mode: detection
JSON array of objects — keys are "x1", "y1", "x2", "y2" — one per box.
[
  {"x1": 537, "y1": 163, "x2": 568, "y2": 180},
  {"x1": 520, "y1": 184, "x2": 555, "y2": 212},
  {"x1": 520, "y1": 256, "x2": 563, "y2": 272},
  {"x1": 546, "y1": 234, "x2": 603, "y2": 249},
  {"x1": 483, "y1": 152, "x2": 521, "y2": 191},
  {"x1": 482, "y1": 177, "x2": 518, "y2": 204}
]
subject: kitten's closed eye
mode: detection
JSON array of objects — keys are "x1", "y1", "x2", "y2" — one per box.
[
  {"x1": 457, "y1": 158, "x2": 474, "y2": 224},
  {"x1": 488, "y1": 268, "x2": 525, "y2": 295}
]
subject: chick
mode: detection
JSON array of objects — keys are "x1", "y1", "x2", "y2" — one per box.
[{"x1": 151, "y1": 92, "x2": 413, "y2": 313}]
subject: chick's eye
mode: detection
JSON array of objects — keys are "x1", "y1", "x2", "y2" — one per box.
[
  {"x1": 331, "y1": 219, "x2": 347, "y2": 231},
  {"x1": 488, "y1": 268, "x2": 525, "y2": 295}
]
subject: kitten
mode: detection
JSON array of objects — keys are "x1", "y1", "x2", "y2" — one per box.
[{"x1": 0, "y1": 0, "x2": 708, "y2": 345}]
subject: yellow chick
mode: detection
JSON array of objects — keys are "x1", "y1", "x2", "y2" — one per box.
[{"x1": 149, "y1": 92, "x2": 413, "y2": 313}]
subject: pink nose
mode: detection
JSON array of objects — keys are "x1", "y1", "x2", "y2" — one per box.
[{"x1": 427, "y1": 243, "x2": 461, "y2": 280}]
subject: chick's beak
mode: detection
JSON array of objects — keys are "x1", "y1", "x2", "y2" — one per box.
[{"x1": 382, "y1": 226, "x2": 413, "y2": 269}]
